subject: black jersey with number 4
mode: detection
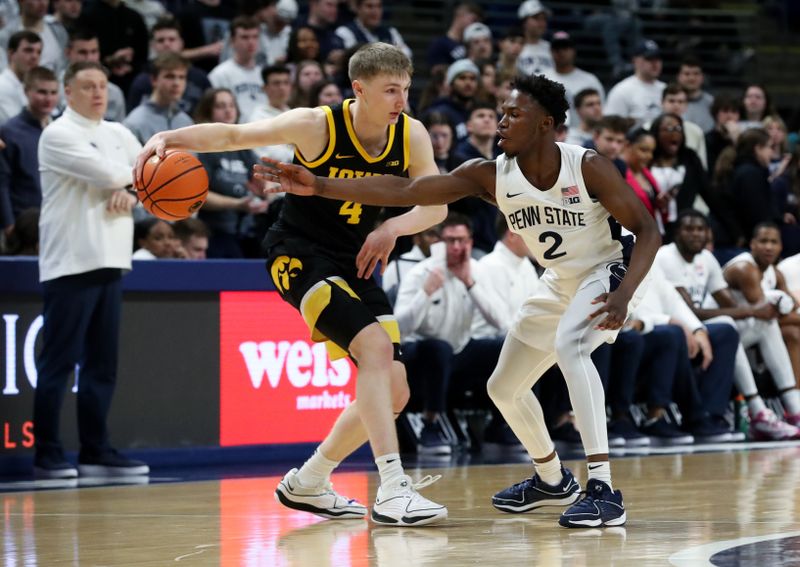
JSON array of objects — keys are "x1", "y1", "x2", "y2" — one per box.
[{"x1": 265, "y1": 99, "x2": 410, "y2": 259}]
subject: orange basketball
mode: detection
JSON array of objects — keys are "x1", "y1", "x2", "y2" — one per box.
[{"x1": 138, "y1": 150, "x2": 208, "y2": 221}]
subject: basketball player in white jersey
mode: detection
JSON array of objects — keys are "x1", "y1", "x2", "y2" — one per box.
[
  {"x1": 723, "y1": 222, "x2": 800, "y2": 428},
  {"x1": 257, "y1": 74, "x2": 661, "y2": 528},
  {"x1": 656, "y1": 212, "x2": 800, "y2": 440}
]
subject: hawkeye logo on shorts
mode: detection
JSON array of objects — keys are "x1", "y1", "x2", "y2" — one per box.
[{"x1": 271, "y1": 256, "x2": 303, "y2": 293}]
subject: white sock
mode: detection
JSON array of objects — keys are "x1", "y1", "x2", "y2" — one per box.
[
  {"x1": 748, "y1": 395, "x2": 767, "y2": 417},
  {"x1": 534, "y1": 455, "x2": 563, "y2": 486},
  {"x1": 375, "y1": 453, "x2": 404, "y2": 487},
  {"x1": 587, "y1": 461, "x2": 612, "y2": 490},
  {"x1": 781, "y1": 389, "x2": 800, "y2": 415},
  {"x1": 295, "y1": 448, "x2": 339, "y2": 488}
]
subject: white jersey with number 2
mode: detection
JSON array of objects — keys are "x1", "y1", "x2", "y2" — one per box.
[{"x1": 495, "y1": 142, "x2": 632, "y2": 280}]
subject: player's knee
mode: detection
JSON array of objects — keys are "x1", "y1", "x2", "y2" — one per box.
[
  {"x1": 350, "y1": 324, "x2": 393, "y2": 365},
  {"x1": 782, "y1": 324, "x2": 800, "y2": 345},
  {"x1": 553, "y1": 331, "x2": 579, "y2": 364},
  {"x1": 486, "y1": 371, "x2": 510, "y2": 405}
]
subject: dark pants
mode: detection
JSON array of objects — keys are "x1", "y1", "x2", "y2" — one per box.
[
  {"x1": 695, "y1": 323, "x2": 738, "y2": 418},
  {"x1": 403, "y1": 337, "x2": 504, "y2": 414},
  {"x1": 34, "y1": 269, "x2": 122, "y2": 459},
  {"x1": 594, "y1": 331, "x2": 645, "y2": 416}
]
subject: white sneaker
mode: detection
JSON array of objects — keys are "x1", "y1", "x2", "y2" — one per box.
[
  {"x1": 274, "y1": 468, "x2": 367, "y2": 519},
  {"x1": 372, "y1": 474, "x2": 448, "y2": 526}
]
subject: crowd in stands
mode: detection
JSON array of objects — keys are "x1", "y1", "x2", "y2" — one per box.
[{"x1": 2, "y1": 0, "x2": 800, "y2": 455}]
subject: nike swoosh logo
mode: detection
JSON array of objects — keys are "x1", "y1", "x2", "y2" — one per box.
[
  {"x1": 335, "y1": 153, "x2": 355, "y2": 159},
  {"x1": 588, "y1": 464, "x2": 602, "y2": 470},
  {"x1": 506, "y1": 192, "x2": 524, "y2": 198}
]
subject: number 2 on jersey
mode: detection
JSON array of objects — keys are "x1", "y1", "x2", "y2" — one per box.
[
  {"x1": 339, "y1": 201, "x2": 363, "y2": 224},
  {"x1": 539, "y1": 231, "x2": 567, "y2": 260}
]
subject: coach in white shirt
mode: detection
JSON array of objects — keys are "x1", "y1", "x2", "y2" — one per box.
[{"x1": 34, "y1": 61, "x2": 149, "y2": 480}]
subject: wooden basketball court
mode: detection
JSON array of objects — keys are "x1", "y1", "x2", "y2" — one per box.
[{"x1": 3, "y1": 445, "x2": 800, "y2": 566}]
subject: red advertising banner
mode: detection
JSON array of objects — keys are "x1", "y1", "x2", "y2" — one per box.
[{"x1": 219, "y1": 292, "x2": 357, "y2": 446}]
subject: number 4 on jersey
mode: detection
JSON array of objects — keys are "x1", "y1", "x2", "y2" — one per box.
[{"x1": 339, "y1": 201, "x2": 363, "y2": 224}]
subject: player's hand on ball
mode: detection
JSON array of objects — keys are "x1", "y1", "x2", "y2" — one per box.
[
  {"x1": 107, "y1": 189, "x2": 137, "y2": 214},
  {"x1": 254, "y1": 158, "x2": 317, "y2": 196},
  {"x1": 134, "y1": 133, "x2": 168, "y2": 189}
]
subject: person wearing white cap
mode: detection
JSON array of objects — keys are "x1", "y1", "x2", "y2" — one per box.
[
  {"x1": 516, "y1": 0, "x2": 553, "y2": 76},
  {"x1": 463, "y1": 22, "x2": 493, "y2": 62},
  {"x1": 425, "y1": 58, "x2": 481, "y2": 142},
  {"x1": 605, "y1": 39, "x2": 666, "y2": 125}
]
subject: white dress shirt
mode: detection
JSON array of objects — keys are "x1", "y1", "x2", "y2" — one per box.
[
  {"x1": 0, "y1": 68, "x2": 26, "y2": 125},
  {"x1": 38, "y1": 107, "x2": 142, "y2": 282}
]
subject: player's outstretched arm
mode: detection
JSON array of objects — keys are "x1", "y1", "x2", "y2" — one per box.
[
  {"x1": 583, "y1": 152, "x2": 661, "y2": 330},
  {"x1": 256, "y1": 157, "x2": 493, "y2": 207},
  {"x1": 133, "y1": 108, "x2": 321, "y2": 189}
]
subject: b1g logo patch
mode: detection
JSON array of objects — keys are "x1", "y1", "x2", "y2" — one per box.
[{"x1": 561, "y1": 185, "x2": 581, "y2": 205}]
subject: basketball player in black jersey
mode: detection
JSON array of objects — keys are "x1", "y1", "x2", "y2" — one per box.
[{"x1": 133, "y1": 43, "x2": 448, "y2": 526}]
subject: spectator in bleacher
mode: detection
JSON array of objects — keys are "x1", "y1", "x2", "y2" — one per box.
[
  {"x1": 705, "y1": 93, "x2": 740, "y2": 175},
  {"x1": 249, "y1": 65, "x2": 293, "y2": 163},
  {"x1": 394, "y1": 213, "x2": 513, "y2": 450},
  {"x1": 471, "y1": 215, "x2": 540, "y2": 340},
  {"x1": 192, "y1": 87, "x2": 267, "y2": 258},
  {"x1": 298, "y1": 0, "x2": 343, "y2": 61},
  {"x1": 423, "y1": 111, "x2": 458, "y2": 174},
  {"x1": 288, "y1": 59, "x2": 325, "y2": 109},
  {"x1": 0, "y1": 31, "x2": 41, "y2": 126},
  {"x1": 208, "y1": 17, "x2": 268, "y2": 123},
  {"x1": 677, "y1": 56, "x2": 714, "y2": 134},
  {"x1": 625, "y1": 263, "x2": 737, "y2": 443},
  {"x1": 4, "y1": 206, "x2": 39, "y2": 255},
  {"x1": 309, "y1": 79, "x2": 343, "y2": 107},
  {"x1": 713, "y1": 128, "x2": 780, "y2": 254},
  {"x1": 78, "y1": 0, "x2": 149, "y2": 94},
  {"x1": 176, "y1": 0, "x2": 233, "y2": 73},
  {"x1": 417, "y1": 65, "x2": 447, "y2": 115},
  {"x1": 451, "y1": 103, "x2": 500, "y2": 255},
  {"x1": 564, "y1": 88, "x2": 602, "y2": 147},
  {"x1": 650, "y1": 112, "x2": 713, "y2": 236},
  {"x1": 515, "y1": 0, "x2": 552, "y2": 76},
  {"x1": 121, "y1": 0, "x2": 166, "y2": 31},
  {"x1": 739, "y1": 84, "x2": 775, "y2": 131},
  {"x1": 287, "y1": 24, "x2": 322, "y2": 64},
  {"x1": 589, "y1": 114, "x2": 630, "y2": 176},
  {"x1": 463, "y1": 22, "x2": 492, "y2": 64},
  {"x1": 219, "y1": 0, "x2": 296, "y2": 68},
  {"x1": 723, "y1": 222, "x2": 800, "y2": 425},
  {"x1": 657, "y1": 83, "x2": 708, "y2": 170},
  {"x1": 657, "y1": 210, "x2": 800, "y2": 441},
  {"x1": 46, "y1": 0, "x2": 83, "y2": 61},
  {"x1": 621, "y1": 127, "x2": 660, "y2": 224},
  {"x1": 172, "y1": 217, "x2": 210, "y2": 260},
  {"x1": 477, "y1": 59, "x2": 497, "y2": 107},
  {"x1": 124, "y1": 52, "x2": 194, "y2": 144},
  {"x1": 58, "y1": 28, "x2": 126, "y2": 122},
  {"x1": 605, "y1": 39, "x2": 665, "y2": 125},
  {"x1": 543, "y1": 31, "x2": 604, "y2": 133},
  {"x1": 334, "y1": 0, "x2": 412, "y2": 60},
  {"x1": 34, "y1": 60, "x2": 148, "y2": 479},
  {"x1": 425, "y1": 58, "x2": 480, "y2": 142},
  {"x1": 427, "y1": 2, "x2": 481, "y2": 72},
  {"x1": 126, "y1": 16, "x2": 212, "y2": 115},
  {"x1": 763, "y1": 115, "x2": 790, "y2": 179},
  {"x1": 772, "y1": 145, "x2": 800, "y2": 257},
  {"x1": 132, "y1": 217, "x2": 182, "y2": 259},
  {"x1": 0, "y1": 0, "x2": 64, "y2": 72},
  {"x1": 496, "y1": 26, "x2": 523, "y2": 79},
  {"x1": 0, "y1": 66, "x2": 57, "y2": 236}
]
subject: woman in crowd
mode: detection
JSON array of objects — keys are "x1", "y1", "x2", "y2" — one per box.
[
  {"x1": 622, "y1": 128, "x2": 661, "y2": 226},
  {"x1": 286, "y1": 25, "x2": 322, "y2": 64},
  {"x1": 422, "y1": 111, "x2": 459, "y2": 174},
  {"x1": 650, "y1": 113, "x2": 712, "y2": 238},
  {"x1": 133, "y1": 218, "x2": 182, "y2": 259},
  {"x1": 289, "y1": 60, "x2": 326, "y2": 108},
  {"x1": 192, "y1": 88, "x2": 267, "y2": 258},
  {"x1": 763, "y1": 114, "x2": 790, "y2": 179},
  {"x1": 308, "y1": 79, "x2": 343, "y2": 108},
  {"x1": 706, "y1": 94, "x2": 741, "y2": 174},
  {"x1": 739, "y1": 84, "x2": 775, "y2": 131}
]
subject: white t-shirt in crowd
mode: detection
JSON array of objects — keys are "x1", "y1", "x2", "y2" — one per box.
[
  {"x1": 516, "y1": 40, "x2": 554, "y2": 76},
  {"x1": 605, "y1": 75, "x2": 665, "y2": 124},
  {"x1": 655, "y1": 242, "x2": 727, "y2": 308},
  {"x1": 208, "y1": 59, "x2": 267, "y2": 124}
]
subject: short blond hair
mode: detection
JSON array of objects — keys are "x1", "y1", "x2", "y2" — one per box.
[{"x1": 348, "y1": 42, "x2": 413, "y2": 82}]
